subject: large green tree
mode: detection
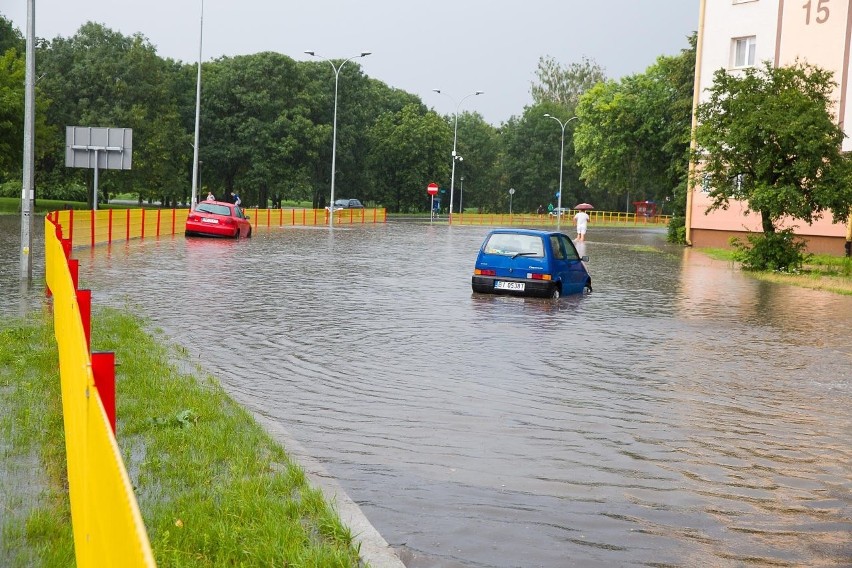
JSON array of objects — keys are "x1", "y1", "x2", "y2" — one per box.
[
  {"x1": 38, "y1": 23, "x2": 187, "y2": 205},
  {"x1": 366, "y1": 104, "x2": 449, "y2": 212},
  {"x1": 499, "y1": 102, "x2": 589, "y2": 214},
  {"x1": 574, "y1": 36, "x2": 696, "y2": 213},
  {"x1": 695, "y1": 60, "x2": 852, "y2": 235},
  {"x1": 0, "y1": 14, "x2": 53, "y2": 188},
  {"x1": 531, "y1": 55, "x2": 606, "y2": 108}
]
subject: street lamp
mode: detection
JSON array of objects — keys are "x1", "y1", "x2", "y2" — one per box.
[
  {"x1": 190, "y1": 0, "x2": 204, "y2": 211},
  {"x1": 432, "y1": 89, "x2": 483, "y2": 225},
  {"x1": 544, "y1": 114, "x2": 578, "y2": 231},
  {"x1": 306, "y1": 50, "x2": 371, "y2": 228},
  {"x1": 509, "y1": 187, "x2": 515, "y2": 216}
]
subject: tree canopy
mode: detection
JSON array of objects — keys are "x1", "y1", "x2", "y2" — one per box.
[
  {"x1": 574, "y1": 35, "x2": 696, "y2": 213},
  {"x1": 0, "y1": 12, "x2": 699, "y2": 217},
  {"x1": 695, "y1": 60, "x2": 852, "y2": 234}
]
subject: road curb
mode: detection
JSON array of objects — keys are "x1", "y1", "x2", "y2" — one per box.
[{"x1": 252, "y1": 413, "x2": 406, "y2": 568}]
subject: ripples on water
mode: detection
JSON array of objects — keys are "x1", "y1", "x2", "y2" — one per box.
[{"x1": 2, "y1": 216, "x2": 850, "y2": 567}]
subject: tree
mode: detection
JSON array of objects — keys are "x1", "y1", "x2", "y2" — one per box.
[
  {"x1": 498, "y1": 103, "x2": 588, "y2": 214},
  {"x1": 573, "y1": 36, "x2": 696, "y2": 214},
  {"x1": 37, "y1": 23, "x2": 187, "y2": 204},
  {"x1": 694, "y1": 60, "x2": 852, "y2": 235},
  {"x1": 366, "y1": 104, "x2": 449, "y2": 213},
  {"x1": 531, "y1": 55, "x2": 606, "y2": 108}
]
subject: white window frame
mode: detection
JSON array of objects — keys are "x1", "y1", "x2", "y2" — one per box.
[{"x1": 732, "y1": 36, "x2": 757, "y2": 68}]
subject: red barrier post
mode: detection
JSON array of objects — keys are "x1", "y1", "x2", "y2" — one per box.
[
  {"x1": 77, "y1": 289, "x2": 92, "y2": 351},
  {"x1": 69, "y1": 258, "x2": 80, "y2": 291},
  {"x1": 126, "y1": 209, "x2": 131, "y2": 242},
  {"x1": 156, "y1": 209, "x2": 162, "y2": 236},
  {"x1": 92, "y1": 352, "x2": 116, "y2": 435},
  {"x1": 141, "y1": 209, "x2": 146, "y2": 239},
  {"x1": 108, "y1": 209, "x2": 113, "y2": 244},
  {"x1": 68, "y1": 209, "x2": 75, "y2": 247}
]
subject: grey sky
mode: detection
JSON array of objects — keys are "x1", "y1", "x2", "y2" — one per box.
[{"x1": 5, "y1": 1, "x2": 699, "y2": 125}]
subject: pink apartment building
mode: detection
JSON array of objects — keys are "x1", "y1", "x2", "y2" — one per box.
[{"x1": 685, "y1": 0, "x2": 852, "y2": 254}]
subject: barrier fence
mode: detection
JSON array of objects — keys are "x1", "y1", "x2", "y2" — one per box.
[
  {"x1": 46, "y1": 207, "x2": 387, "y2": 248},
  {"x1": 44, "y1": 215, "x2": 156, "y2": 567},
  {"x1": 454, "y1": 210, "x2": 670, "y2": 227}
]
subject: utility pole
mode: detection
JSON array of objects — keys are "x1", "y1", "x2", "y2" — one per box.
[{"x1": 20, "y1": 0, "x2": 35, "y2": 281}]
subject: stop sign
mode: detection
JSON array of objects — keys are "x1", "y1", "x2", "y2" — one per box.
[{"x1": 427, "y1": 182, "x2": 439, "y2": 196}]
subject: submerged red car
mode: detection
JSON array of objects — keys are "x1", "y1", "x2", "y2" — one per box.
[{"x1": 185, "y1": 201, "x2": 252, "y2": 238}]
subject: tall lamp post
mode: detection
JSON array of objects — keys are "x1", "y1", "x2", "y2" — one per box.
[
  {"x1": 459, "y1": 175, "x2": 464, "y2": 217},
  {"x1": 19, "y1": 0, "x2": 35, "y2": 281},
  {"x1": 544, "y1": 114, "x2": 578, "y2": 231},
  {"x1": 190, "y1": 0, "x2": 204, "y2": 210},
  {"x1": 306, "y1": 50, "x2": 371, "y2": 228},
  {"x1": 432, "y1": 89, "x2": 483, "y2": 225}
]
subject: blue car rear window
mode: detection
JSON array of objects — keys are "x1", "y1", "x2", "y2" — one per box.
[{"x1": 484, "y1": 234, "x2": 544, "y2": 257}]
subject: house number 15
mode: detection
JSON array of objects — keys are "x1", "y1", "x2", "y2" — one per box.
[{"x1": 803, "y1": 0, "x2": 831, "y2": 24}]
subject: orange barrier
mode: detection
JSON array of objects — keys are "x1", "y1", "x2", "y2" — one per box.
[
  {"x1": 455, "y1": 211, "x2": 670, "y2": 227},
  {"x1": 47, "y1": 207, "x2": 387, "y2": 248},
  {"x1": 44, "y1": 215, "x2": 156, "y2": 568},
  {"x1": 250, "y1": 207, "x2": 387, "y2": 228}
]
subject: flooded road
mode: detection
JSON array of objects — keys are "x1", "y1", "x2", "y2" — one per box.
[{"x1": 2, "y1": 215, "x2": 850, "y2": 567}]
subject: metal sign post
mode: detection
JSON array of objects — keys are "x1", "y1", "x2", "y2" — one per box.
[
  {"x1": 427, "y1": 182, "x2": 439, "y2": 224},
  {"x1": 19, "y1": 0, "x2": 35, "y2": 282},
  {"x1": 66, "y1": 127, "x2": 133, "y2": 210}
]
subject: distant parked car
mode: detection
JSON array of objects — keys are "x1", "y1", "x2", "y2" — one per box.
[
  {"x1": 185, "y1": 201, "x2": 252, "y2": 238},
  {"x1": 549, "y1": 207, "x2": 569, "y2": 217},
  {"x1": 328, "y1": 198, "x2": 365, "y2": 211},
  {"x1": 471, "y1": 228, "x2": 591, "y2": 299}
]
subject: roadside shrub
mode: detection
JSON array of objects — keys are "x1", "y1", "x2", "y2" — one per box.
[
  {"x1": 0, "y1": 180, "x2": 21, "y2": 198},
  {"x1": 730, "y1": 228, "x2": 811, "y2": 271},
  {"x1": 666, "y1": 215, "x2": 687, "y2": 244}
]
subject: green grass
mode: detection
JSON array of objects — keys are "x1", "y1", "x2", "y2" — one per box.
[
  {"x1": 698, "y1": 247, "x2": 852, "y2": 295},
  {"x1": 0, "y1": 313, "x2": 75, "y2": 567},
  {"x1": 0, "y1": 309, "x2": 363, "y2": 567}
]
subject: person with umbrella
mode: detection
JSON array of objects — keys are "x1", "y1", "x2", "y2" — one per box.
[{"x1": 573, "y1": 203, "x2": 593, "y2": 241}]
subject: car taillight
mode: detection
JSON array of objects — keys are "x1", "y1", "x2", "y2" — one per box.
[
  {"x1": 188, "y1": 214, "x2": 199, "y2": 221},
  {"x1": 528, "y1": 273, "x2": 552, "y2": 281},
  {"x1": 475, "y1": 269, "x2": 496, "y2": 276},
  {"x1": 222, "y1": 217, "x2": 235, "y2": 225}
]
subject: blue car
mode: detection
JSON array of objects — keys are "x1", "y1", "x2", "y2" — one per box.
[{"x1": 471, "y1": 229, "x2": 591, "y2": 299}]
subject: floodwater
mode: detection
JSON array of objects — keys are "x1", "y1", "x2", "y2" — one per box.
[{"x1": 2, "y1": 215, "x2": 851, "y2": 567}]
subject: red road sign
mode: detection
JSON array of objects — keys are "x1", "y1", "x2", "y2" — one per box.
[{"x1": 427, "y1": 182, "x2": 439, "y2": 196}]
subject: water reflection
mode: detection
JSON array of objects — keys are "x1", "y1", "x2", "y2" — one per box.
[{"x1": 1, "y1": 216, "x2": 849, "y2": 567}]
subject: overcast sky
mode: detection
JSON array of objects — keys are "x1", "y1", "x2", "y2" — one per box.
[{"x1": 5, "y1": 1, "x2": 699, "y2": 125}]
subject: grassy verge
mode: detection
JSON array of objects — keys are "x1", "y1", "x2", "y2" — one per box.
[
  {"x1": 700, "y1": 247, "x2": 852, "y2": 295},
  {"x1": 0, "y1": 308, "x2": 363, "y2": 567}
]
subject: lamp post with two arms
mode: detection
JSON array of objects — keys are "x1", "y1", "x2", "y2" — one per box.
[
  {"x1": 305, "y1": 50, "x2": 371, "y2": 228},
  {"x1": 432, "y1": 89, "x2": 483, "y2": 225},
  {"x1": 544, "y1": 114, "x2": 578, "y2": 231}
]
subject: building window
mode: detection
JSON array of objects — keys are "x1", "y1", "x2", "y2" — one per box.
[{"x1": 733, "y1": 36, "x2": 757, "y2": 68}]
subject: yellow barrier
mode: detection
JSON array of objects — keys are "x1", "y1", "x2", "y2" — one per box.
[
  {"x1": 44, "y1": 216, "x2": 156, "y2": 567},
  {"x1": 47, "y1": 207, "x2": 386, "y2": 248},
  {"x1": 455, "y1": 211, "x2": 670, "y2": 226}
]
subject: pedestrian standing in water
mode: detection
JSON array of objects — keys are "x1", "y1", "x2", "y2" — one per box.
[{"x1": 573, "y1": 209, "x2": 590, "y2": 241}]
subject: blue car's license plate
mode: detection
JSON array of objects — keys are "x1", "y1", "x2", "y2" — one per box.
[{"x1": 495, "y1": 281, "x2": 524, "y2": 291}]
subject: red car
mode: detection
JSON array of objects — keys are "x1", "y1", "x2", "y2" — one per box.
[{"x1": 185, "y1": 201, "x2": 252, "y2": 238}]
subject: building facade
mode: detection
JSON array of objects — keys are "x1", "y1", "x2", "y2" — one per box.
[{"x1": 686, "y1": 0, "x2": 852, "y2": 254}]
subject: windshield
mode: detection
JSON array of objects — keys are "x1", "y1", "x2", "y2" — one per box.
[
  {"x1": 483, "y1": 233, "x2": 544, "y2": 257},
  {"x1": 196, "y1": 203, "x2": 231, "y2": 216}
]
